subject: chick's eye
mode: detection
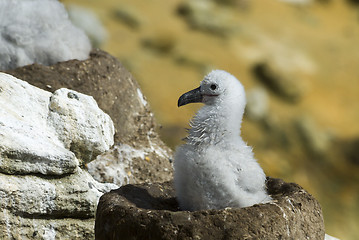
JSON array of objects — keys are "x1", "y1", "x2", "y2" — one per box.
[{"x1": 210, "y1": 84, "x2": 217, "y2": 90}]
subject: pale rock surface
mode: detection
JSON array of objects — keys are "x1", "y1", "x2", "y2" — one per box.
[
  {"x1": 6, "y1": 49, "x2": 174, "y2": 188},
  {"x1": 0, "y1": 73, "x2": 114, "y2": 174},
  {"x1": 0, "y1": 72, "x2": 117, "y2": 239},
  {"x1": 0, "y1": 215, "x2": 94, "y2": 240},
  {"x1": 0, "y1": 168, "x2": 115, "y2": 219},
  {"x1": 0, "y1": 73, "x2": 77, "y2": 175},
  {"x1": 88, "y1": 142, "x2": 172, "y2": 187},
  {"x1": 48, "y1": 88, "x2": 115, "y2": 164}
]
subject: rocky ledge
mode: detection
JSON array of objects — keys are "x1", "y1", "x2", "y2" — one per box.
[
  {"x1": 95, "y1": 177, "x2": 325, "y2": 240},
  {"x1": 0, "y1": 72, "x2": 117, "y2": 239},
  {"x1": 7, "y1": 49, "x2": 173, "y2": 186},
  {"x1": 0, "y1": 50, "x2": 172, "y2": 239}
]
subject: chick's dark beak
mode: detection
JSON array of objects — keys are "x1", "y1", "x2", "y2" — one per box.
[{"x1": 178, "y1": 86, "x2": 202, "y2": 107}]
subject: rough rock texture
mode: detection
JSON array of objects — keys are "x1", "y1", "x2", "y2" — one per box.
[
  {"x1": 88, "y1": 144, "x2": 172, "y2": 187},
  {"x1": 0, "y1": 73, "x2": 114, "y2": 174},
  {"x1": 7, "y1": 49, "x2": 158, "y2": 146},
  {"x1": 48, "y1": 88, "x2": 114, "y2": 164},
  {"x1": 0, "y1": 73, "x2": 117, "y2": 239},
  {"x1": 95, "y1": 178, "x2": 325, "y2": 240},
  {"x1": 0, "y1": 74, "x2": 76, "y2": 175},
  {"x1": 0, "y1": 168, "x2": 114, "y2": 219},
  {"x1": 7, "y1": 49, "x2": 173, "y2": 185},
  {"x1": 0, "y1": 214, "x2": 94, "y2": 240}
]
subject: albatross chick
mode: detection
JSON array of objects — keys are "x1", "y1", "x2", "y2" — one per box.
[{"x1": 174, "y1": 70, "x2": 272, "y2": 211}]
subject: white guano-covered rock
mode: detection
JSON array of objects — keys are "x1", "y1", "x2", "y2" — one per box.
[
  {"x1": 0, "y1": 73, "x2": 77, "y2": 175},
  {"x1": 0, "y1": 167, "x2": 118, "y2": 239},
  {"x1": 0, "y1": 73, "x2": 114, "y2": 175},
  {"x1": 48, "y1": 88, "x2": 115, "y2": 164},
  {"x1": 88, "y1": 142, "x2": 172, "y2": 187},
  {"x1": 0, "y1": 72, "x2": 117, "y2": 239},
  {"x1": 0, "y1": 167, "x2": 116, "y2": 218}
]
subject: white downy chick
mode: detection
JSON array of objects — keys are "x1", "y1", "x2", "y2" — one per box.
[{"x1": 174, "y1": 70, "x2": 272, "y2": 211}]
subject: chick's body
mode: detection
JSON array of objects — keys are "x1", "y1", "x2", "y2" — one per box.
[{"x1": 174, "y1": 70, "x2": 271, "y2": 211}]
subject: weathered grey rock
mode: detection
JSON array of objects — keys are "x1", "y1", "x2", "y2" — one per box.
[
  {"x1": 95, "y1": 178, "x2": 325, "y2": 240},
  {"x1": 0, "y1": 73, "x2": 77, "y2": 175},
  {"x1": 88, "y1": 144, "x2": 172, "y2": 187},
  {"x1": 0, "y1": 72, "x2": 117, "y2": 239},
  {"x1": 7, "y1": 49, "x2": 173, "y2": 185},
  {"x1": 0, "y1": 167, "x2": 115, "y2": 219},
  {"x1": 0, "y1": 73, "x2": 114, "y2": 174},
  {"x1": 6, "y1": 49, "x2": 165, "y2": 148},
  {"x1": 0, "y1": 213, "x2": 95, "y2": 240},
  {"x1": 0, "y1": 177, "x2": 116, "y2": 240},
  {"x1": 48, "y1": 88, "x2": 114, "y2": 164}
]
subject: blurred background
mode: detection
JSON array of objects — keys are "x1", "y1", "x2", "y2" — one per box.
[{"x1": 61, "y1": 0, "x2": 358, "y2": 239}]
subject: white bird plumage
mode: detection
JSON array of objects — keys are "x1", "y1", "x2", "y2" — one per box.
[{"x1": 174, "y1": 70, "x2": 272, "y2": 211}]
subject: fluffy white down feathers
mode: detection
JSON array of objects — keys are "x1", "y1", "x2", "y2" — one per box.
[
  {"x1": 174, "y1": 70, "x2": 272, "y2": 211},
  {"x1": 0, "y1": 0, "x2": 91, "y2": 70}
]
